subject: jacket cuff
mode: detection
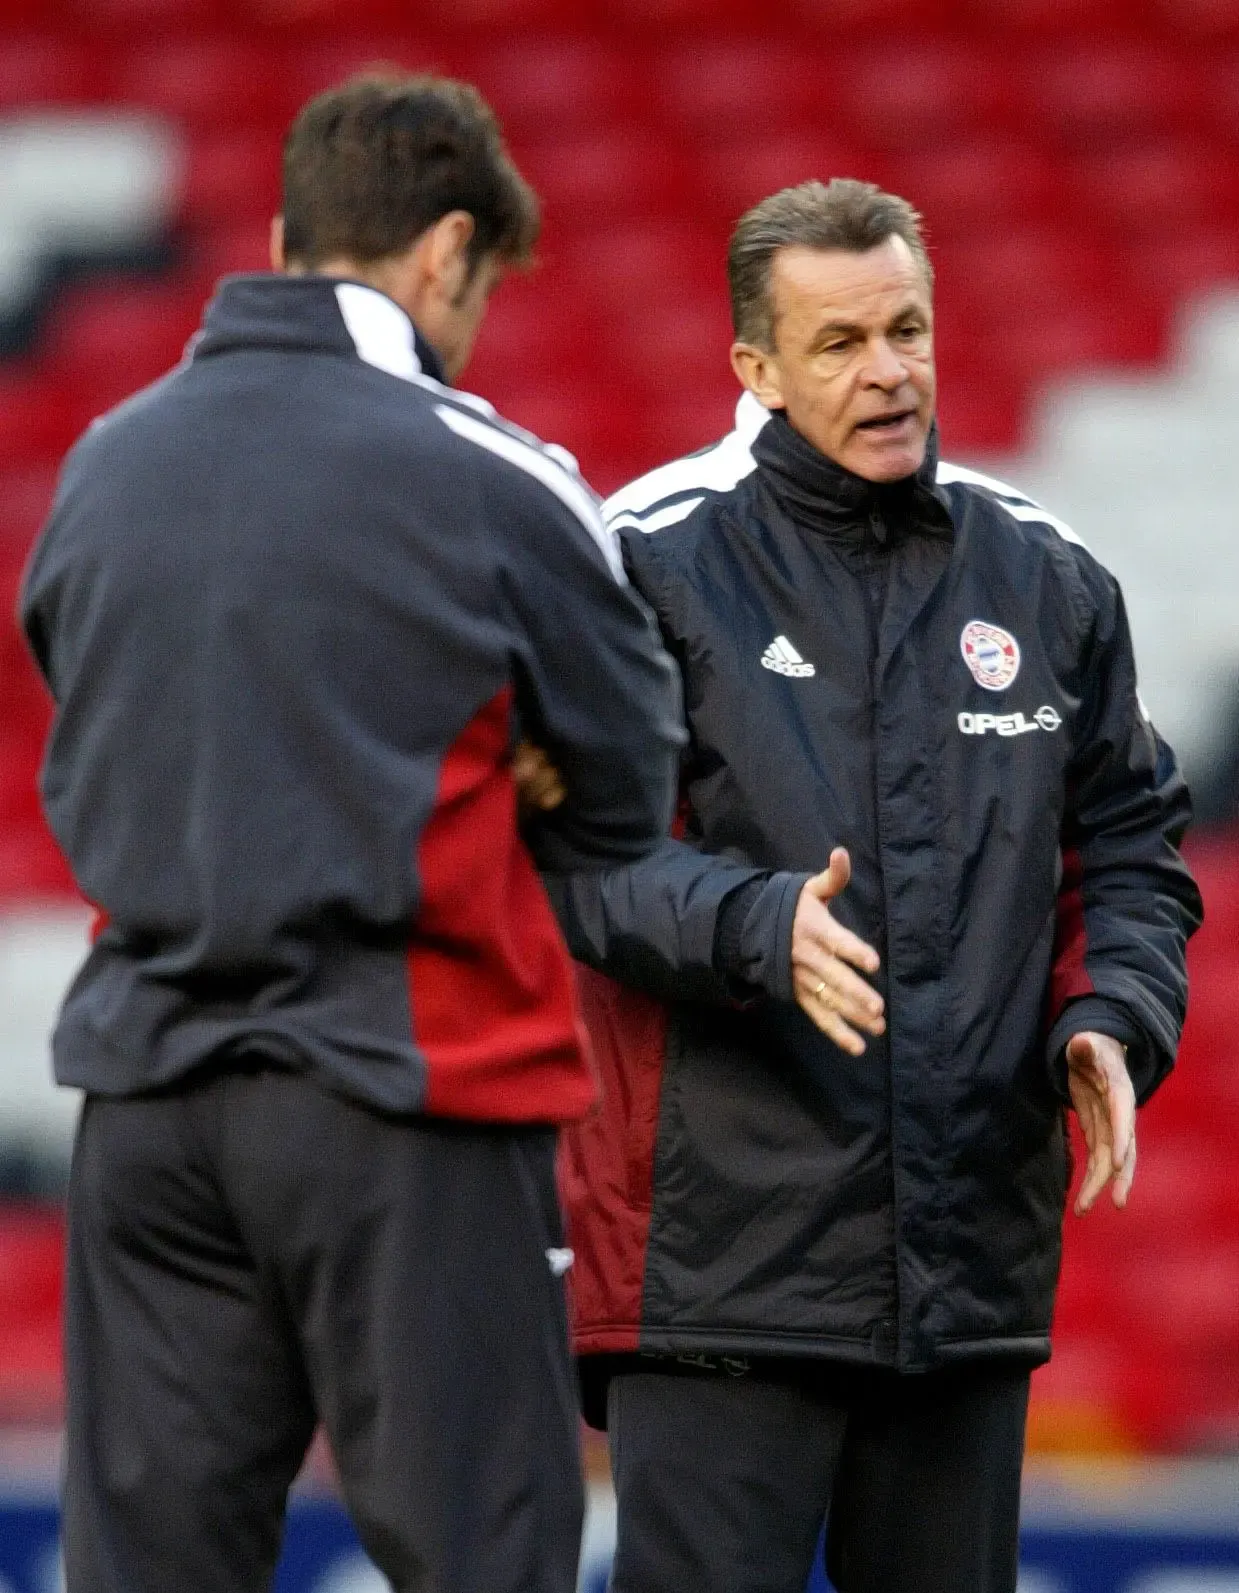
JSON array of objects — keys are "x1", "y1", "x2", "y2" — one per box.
[
  {"x1": 1046, "y1": 995, "x2": 1154, "y2": 1102},
  {"x1": 714, "y1": 871, "x2": 810, "y2": 1004}
]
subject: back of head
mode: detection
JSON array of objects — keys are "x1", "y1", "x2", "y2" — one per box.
[
  {"x1": 281, "y1": 72, "x2": 540, "y2": 274},
  {"x1": 728, "y1": 177, "x2": 932, "y2": 351}
]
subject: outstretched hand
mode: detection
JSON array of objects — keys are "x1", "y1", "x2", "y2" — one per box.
[
  {"x1": 1065, "y1": 1031, "x2": 1137, "y2": 1214},
  {"x1": 790, "y1": 847, "x2": 885, "y2": 1056}
]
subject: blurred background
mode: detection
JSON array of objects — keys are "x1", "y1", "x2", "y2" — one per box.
[{"x1": 0, "y1": 0, "x2": 1236, "y2": 1588}]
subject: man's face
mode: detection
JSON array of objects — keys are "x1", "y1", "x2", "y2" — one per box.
[{"x1": 732, "y1": 237, "x2": 936, "y2": 483}]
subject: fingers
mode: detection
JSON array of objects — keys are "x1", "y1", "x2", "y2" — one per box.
[
  {"x1": 794, "y1": 967, "x2": 885, "y2": 1053},
  {"x1": 797, "y1": 958, "x2": 885, "y2": 1035},
  {"x1": 803, "y1": 847, "x2": 852, "y2": 905},
  {"x1": 1066, "y1": 1031, "x2": 1137, "y2": 1215},
  {"x1": 1112, "y1": 1130, "x2": 1137, "y2": 1209},
  {"x1": 512, "y1": 741, "x2": 565, "y2": 811}
]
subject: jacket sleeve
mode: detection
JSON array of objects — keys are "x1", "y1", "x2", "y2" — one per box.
[
  {"x1": 541, "y1": 521, "x2": 808, "y2": 1004},
  {"x1": 492, "y1": 457, "x2": 686, "y2": 875},
  {"x1": 544, "y1": 841, "x2": 806, "y2": 1005},
  {"x1": 1045, "y1": 564, "x2": 1203, "y2": 1103}
]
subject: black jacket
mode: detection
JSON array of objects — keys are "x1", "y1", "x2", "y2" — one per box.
[
  {"x1": 551, "y1": 395, "x2": 1201, "y2": 1373},
  {"x1": 21, "y1": 275, "x2": 683, "y2": 1120}
]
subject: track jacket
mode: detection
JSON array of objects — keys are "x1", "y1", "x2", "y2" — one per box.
[
  {"x1": 550, "y1": 393, "x2": 1201, "y2": 1378},
  {"x1": 21, "y1": 275, "x2": 683, "y2": 1121}
]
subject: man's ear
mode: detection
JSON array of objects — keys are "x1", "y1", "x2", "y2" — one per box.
[
  {"x1": 731, "y1": 342, "x2": 785, "y2": 410},
  {"x1": 270, "y1": 215, "x2": 287, "y2": 273},
  {"x1": 424, "y1": 210, "x2": 476, "y2": 299}
]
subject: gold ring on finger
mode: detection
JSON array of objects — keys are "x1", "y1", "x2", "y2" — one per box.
[{"x1": 813, "y1": 979, "x2": 828, "y2": 999}]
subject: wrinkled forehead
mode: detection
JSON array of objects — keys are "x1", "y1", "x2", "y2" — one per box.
[{"x1": 769, "y1": 237, "x2": 932, "y2": 342}]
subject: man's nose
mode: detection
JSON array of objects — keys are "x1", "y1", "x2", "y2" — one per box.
[{"x1": 863, "y1": 338, "x2": 909, "y2": 389}]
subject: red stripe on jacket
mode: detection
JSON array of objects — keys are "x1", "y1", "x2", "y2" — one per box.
[
  {"x1": 558, "y1": 789, "x2": 685, "y2": 1350},
  {"x1": 409, "y1": 686, "x2": 596, "y2": 1122},
  {"x1": 1049, "y1": 842, "x2": 1095, "y2": 1018},
  {"x1": 559, "y1": 966, "x2": 667, "y2": 1353}
]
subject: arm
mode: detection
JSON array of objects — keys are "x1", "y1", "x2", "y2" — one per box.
[
  {"x1": 1045, "y1": 569, "x2": 1202, "y2": 1105},
  {"x1": 1046, "y1": 566, "x2": 1202, "y2": 1209},
  {"x1": 545, "y1": 838, "x2": 805, "y2": 1006},
  {"x1": 491, "y1": 461, "x2": 685, "y2": 875}
]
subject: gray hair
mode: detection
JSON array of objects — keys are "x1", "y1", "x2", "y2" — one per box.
[{"x1": 727, "y1": 178, "x2": 932, "y2": 349}]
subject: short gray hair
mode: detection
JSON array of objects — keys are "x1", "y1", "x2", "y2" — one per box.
[{"x1": 728, "y1": 178, "x2": 932, "y2": 349}]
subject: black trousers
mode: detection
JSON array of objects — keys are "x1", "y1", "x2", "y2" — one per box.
[
  {"x1": 605, "y1": 1358, "x2": 1030, "y2": 1593},
  {"x1": 63, "y1": 1061, "x2": 584, "y2": 1593}
]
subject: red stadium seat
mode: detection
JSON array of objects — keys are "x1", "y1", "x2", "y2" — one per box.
[
  {"x1": 0, "y1": 465, "x2": 57, "y2": 561},
  {"x1": 964, "y1": 0, "x2": 1140, "y2": 30},
  {"x1": 935, "y1": 226, "x2": 1112, "y2": 316},
  {"x1": 0, "y1": 370, "x2": 88, "y2": 465},
  {"x1": 652, "y1": 41, "x2": 834, "y2": 137},
  {"x1": 828, "y1": 40, "x2": 1021, "y2": 152},
  {"x1": 466, "y1": 268, "x2": 595, "y2": 391},
  {"x1": 465, "y1": 36, "x2": 646, "y2": 137},
  {"x1": 178, "y1": 129, "x2": 284, "y2": 224},
  {"x1": 886, "y1": 140, "x2": 1068, "y2": 240},
  {"x1": 234, "y1": 0, "x2": 419, "y2": 25},
  {"x1": 0, "y1": 34, "x2": 96, "y2": 106},
  {"x1": 1152, "y1": 0, "x2": 1239, "y2": 37},
  {"x1": 189, "y1": 220, "x2": 276, "y2": 286},
  {"x1": 60, "y1": 0, "x2": 230, "y2": 27},
  {"x1": 696, "y1": 133, "x2": 885, "y2": 227},
  {"x1": 282, "y1": 35, "x2": 445, "y2": 109},
  {"x1": 640, "y1": 384, "x2": 742, "y2": 467},
  {"x1": 1069, "y1": 141, "x2": 1239, "y2": 239},
  {"x1": 0, "y1": 1209, "x2": 63, "y2": 1421},
  {"x1": 1205, "y1": 49, "x2": 1239, "y2": 144},
  {"x1": 793, "y1": 0, "x2": 957, "y2": 28},
  {"x1": 515, "y1": 130, "x2": 694, "y2": 233},
  {"x1": 39, "y1": 282, "x2": 203, "y2": 399},
  {"x1": 108, "y1": 36, "x2": 291, "y2": 132},
  {"x1": 564, "y1": 219, "x2": 726, "y2": 309},
  {"x1": 606, "y1": 0, "x2": 765, "y2": 25},
  {"x1": 609, "y1": 296, "x2": 737, "y2": 394},
  {"x1": 1026, "y1": 42, "x2": 1205, "y2": 145}
]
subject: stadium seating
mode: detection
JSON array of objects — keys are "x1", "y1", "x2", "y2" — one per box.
[{"x1": 0, "y1": 0, "x2": 1236, "y2": 1454}]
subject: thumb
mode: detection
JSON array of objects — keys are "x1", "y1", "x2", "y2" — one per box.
[
  {"x1": 805, "y1": 847, "x2": 851, "y2": 903},
  {"x1": 1065, "y1": 1033, "x2": 1096, "y2": 1071}
]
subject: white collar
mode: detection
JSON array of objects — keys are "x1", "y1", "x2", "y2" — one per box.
[{"x1": 333, "y1": 281, "x2": 421, "y2": 381}]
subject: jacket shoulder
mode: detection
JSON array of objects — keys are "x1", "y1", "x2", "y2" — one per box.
[
  {"x1": 603, "y1": 393, "x2": 769, "y2": 544},
  {"x1": 417, "y1": 379, "x2": 624, "y2": 581},
  {"x1": 935, "y1": 457, "x2": 1117, "y2": 599}
]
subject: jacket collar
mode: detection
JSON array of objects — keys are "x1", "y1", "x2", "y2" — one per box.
[
  {"x1": 750, "y1": 402, "x2": 952, "y2": 544},
  {"x1": 191, "y1": 275, "x2": 447, "y2": 385}
]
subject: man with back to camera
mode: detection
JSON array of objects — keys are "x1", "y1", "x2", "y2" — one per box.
[
  {"x1": 20, "y1": 73, "x2": 684, "y2": 1593},
  {"x1": 547, "y1": 179, "x2": 1202, "y2": 1593}
]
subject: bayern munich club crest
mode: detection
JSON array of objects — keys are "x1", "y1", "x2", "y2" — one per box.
[{"x1": 960, "y1": 620, "x2": 1021, "y2": 691}]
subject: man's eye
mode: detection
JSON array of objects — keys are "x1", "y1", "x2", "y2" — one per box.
[{"x1": 895, "y1": 324, "x2": 924, "y2": 340}]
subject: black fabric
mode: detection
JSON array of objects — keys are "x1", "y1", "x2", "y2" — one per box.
[
  {"x1": 606, "y1": 1361, "x2": 1030, "y2": 1593},
  {"x1": 554, "y1": 401, "x2": 1202, "y2": 1370},
  {"x1": 751, "y1": 410, "x2": 953, "y2": 545},
  {"x1": 62, "y1": 1060, "x2": 583, "y2": 1593}
]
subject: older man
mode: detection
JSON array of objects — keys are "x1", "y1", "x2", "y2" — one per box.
[{"x1": 549, "y1": 180, "x2": 1201, "y2": 1593}]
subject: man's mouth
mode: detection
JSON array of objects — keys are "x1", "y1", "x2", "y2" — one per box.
[{"x1": 855, "y1": 410, "x2": 916, "y2": 434}]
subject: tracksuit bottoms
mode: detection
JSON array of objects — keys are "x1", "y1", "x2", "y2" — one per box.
[
  {"x1": 62, "y1": 1056, "x2": 583, "y2": 1593},
  {"x1": 603, "y1": 1355, "x2": 1031, "y2": 1593}
]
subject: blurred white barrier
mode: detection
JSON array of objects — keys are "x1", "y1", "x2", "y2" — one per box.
[
  {"x1": 0, "y1": 114, "x2": 182, "y2": 323},
  {"x1": 0, "y1": 909, "x2": 88, "y2": 1179}
]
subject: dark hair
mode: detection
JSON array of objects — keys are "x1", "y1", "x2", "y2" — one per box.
[
  {"x1": 728, "y1": 178, "x2": 932, "y2": 349},
  {"x1": 281, "y1": 72, "x2": 539, "y2": 273}
]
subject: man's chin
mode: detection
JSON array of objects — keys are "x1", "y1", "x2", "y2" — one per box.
[{"x1": 847, "y1": 429, "x2": 928, "y2": 484}]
